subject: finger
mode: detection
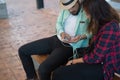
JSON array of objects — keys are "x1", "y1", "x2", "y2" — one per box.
[
  {"x1": 65, "y1": 35, "x2": 71, "y2": 40},
  {"x1": 66, "y1": 60, "x2": 72, "y2": 65},
  {"x1": 63, "y1": 40, "x2": 69, "y2": 43},
  {"x1": 69, "y1": 39, "x2": 77, "y2": 43},
  {"x1": 61, "y1": 34, "x2": 65, "y2": 39},
  {"x1": 71, "y1": 38, "x2": 79, "y2": 42},
  {"x1": 75, "y1": 36, "x2": 81, "y2": 39},
  {"x1": 66, "y1": 62, "x2": 71, "y2": 65}
]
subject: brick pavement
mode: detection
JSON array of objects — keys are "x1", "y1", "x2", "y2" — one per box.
[{"x1": 0, "y1": 0, "x2": 58, "y2": 80}]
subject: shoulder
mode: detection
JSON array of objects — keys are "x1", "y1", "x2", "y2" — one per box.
[
  {"x1": 99, "y1": 20, "x2": 120, "y2": 41},
  {"x1": 101, "y1": 20, "x2": 119, "y2": 32}
]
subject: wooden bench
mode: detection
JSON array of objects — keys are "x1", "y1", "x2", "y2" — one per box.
[
  {"x1": 32, "y1": 55, "x2": 48, "y2": 64},
  {"x1": 32, "y1": 55, "x2": 120, "y2": 80}
]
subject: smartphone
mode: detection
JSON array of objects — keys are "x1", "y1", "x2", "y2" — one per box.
[{"x1": 62, "y1": 36, "x2": 70, "y2": 41}]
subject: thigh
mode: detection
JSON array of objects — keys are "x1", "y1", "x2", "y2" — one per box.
[
  {"x1": 40, "y1": 47, "x2": 73, "y2": 72},
  {"x1": 52, "y1": 63, "x2": 104, "y2": 80},
  {"x1": 19, "y1": 35, "x2": 61, "y2": 55}
]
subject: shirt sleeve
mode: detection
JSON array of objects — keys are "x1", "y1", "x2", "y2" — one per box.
[
  {"x1": 56, "y1": 10, "x2": 64, "y2": 35},
  {"x1": 83, "y1": 22, "x2": 117, "y2": 63}
]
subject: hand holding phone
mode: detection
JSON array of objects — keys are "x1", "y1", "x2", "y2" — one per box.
[{"x1": 62, "y1": 37, "x2": 69, "y2": 41}]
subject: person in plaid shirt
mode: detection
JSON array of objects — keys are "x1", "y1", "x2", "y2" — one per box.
[{"x1": 52, "y1": 0, "x2": 120, "y2": 80}]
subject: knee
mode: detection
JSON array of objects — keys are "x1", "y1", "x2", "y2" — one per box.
[
  {"x1": 52, "y1": 70, "x2": 60, "y2": 80},
  {"x1": 38, "y1": 64, "x2": 48, "y2": 76},
  {"x1": 18, "y1": 45, "x2": 26, "y2": 56}
]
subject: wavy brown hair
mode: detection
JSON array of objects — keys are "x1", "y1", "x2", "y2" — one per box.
[{"x1": 83, "y1": 0, "x2": 120, "y2": 35}]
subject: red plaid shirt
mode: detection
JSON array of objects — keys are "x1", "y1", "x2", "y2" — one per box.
[{"x1": 83, "y1": 20, "x2": 120, "y2": 80}]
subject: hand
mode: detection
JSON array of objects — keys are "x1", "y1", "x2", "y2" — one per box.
[
  {"x1": 66, "y1": 58, "x2": 84, "y2": 66},
  {"x1": 68, "y1": 35, "x2": 81, "y2": 43},
  {"x1": 69, "y1": 34, "x2": 87, "y2": 43},
  {"x1": 60, "y1": 32, "x2": 71, "y2": 42},
  {"x1": 66, "y1": 60, "x2": 73, "y2": 66},
  {"x1": 81, "y1": 34, "x2": 87, "y2": 39}
]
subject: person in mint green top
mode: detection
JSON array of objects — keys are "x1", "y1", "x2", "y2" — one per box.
[
  {"x1": 56, "y1": 5, "x2": 92, "y2": 51},
  {"x1": 18, "y1": 0, "x2": 92, "y2": 80},
  {"x1": 56, "y1": 0, "x2": 92, "y2": 58}
]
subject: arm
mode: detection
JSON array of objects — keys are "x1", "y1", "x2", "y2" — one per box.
[
  {"x1": 83, "y1": 22, "x2": 117, "y2": 64},
  {"x1": 56, "y1": 10, "x2": 64, "y2": 35},
  {"x1": 56, "y1": 10, "x2": 72, "y2": 41},
  {"x1": 81, "y1": 10, "x2": 93, "y2": 40},
  {"x1": 66, "y1": 22, "x2": 117, "y2": 65},
  {"x1": 66, "y1": 58, "x2": 84, "y2": 65}
]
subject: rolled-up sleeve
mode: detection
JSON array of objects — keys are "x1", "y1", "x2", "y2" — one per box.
[{"x1": 56, "y1": 10, "x2": 64, "y2": 35}]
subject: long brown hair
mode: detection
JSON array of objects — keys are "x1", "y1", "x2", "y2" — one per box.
[{"x1": 83, "y1": 0, "x2": 120, "y2": 35}]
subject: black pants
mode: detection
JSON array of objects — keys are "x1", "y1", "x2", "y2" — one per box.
[
  {"x1": 18, "y1": 35, "x2": 73, "y2": 80},
  {"x1": 52, "y1": 63, "x2": 104, "y2": 80}
]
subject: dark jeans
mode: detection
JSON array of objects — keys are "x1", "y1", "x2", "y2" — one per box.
[
  {"x1": 18, "y1": 35, "x2": 73, "y2": 80},
  {"x1": 52, "y1": 63, "x2": 104, "y2": 80}
]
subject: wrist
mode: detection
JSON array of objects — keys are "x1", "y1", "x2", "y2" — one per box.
[
  {"x1": 79, "y1": 58, "x2": 84, "y2": 63},
  {"x1": 80, "y1": 34, "x2": 87, "y2": 40},
  {"x1": 72, "y1": 59, "x2": 78, "y2": 64}
]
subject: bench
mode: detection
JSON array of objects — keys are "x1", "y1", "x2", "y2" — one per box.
[
  {"x1": 32, "y1": 55, "x2": 48, "y2": 64},
  {"x1": 32, "y1": 55, "x2": 120, "y2": 80}
]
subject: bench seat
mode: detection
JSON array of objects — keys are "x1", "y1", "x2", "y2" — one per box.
[{"x1": 32, "y1": 55, "x2": 120, "y2": 80}]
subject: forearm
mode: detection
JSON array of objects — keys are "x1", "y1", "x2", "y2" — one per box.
[
  {"x1": 66, "y1": 58, "x2": 84, "y2": 65},
  {"x1": 72, "y1": 58, "x2": 84, "y2": 64}
]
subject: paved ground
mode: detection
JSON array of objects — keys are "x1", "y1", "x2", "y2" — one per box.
[
  {"x1": 0, "y1": 0, "x2": 120, "y2": 80},
  {"x1": 0, "y1": 0, "x2": 59, "y2": 80}
]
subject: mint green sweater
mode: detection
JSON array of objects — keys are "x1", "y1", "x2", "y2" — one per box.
[{"x1": 56, "y1": 8, "x2": 92, "y2": 51}]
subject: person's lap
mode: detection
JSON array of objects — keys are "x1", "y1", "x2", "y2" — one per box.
[
  {"x1": 19, "y1": 35, "x2": 60, "y2": 55},
  {"x1": 52, "y1": 63, "x2": 104, "y2": 80}
]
